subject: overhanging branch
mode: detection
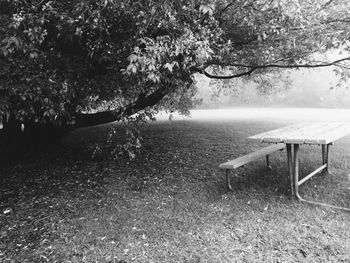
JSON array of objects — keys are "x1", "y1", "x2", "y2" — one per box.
[
  {"x1": 198, "y1": 67, "x2": 256, "y2": 79},
  {"x1": 196, "y1": 56, "x2": 350, "y2": 79},
  {"x1": 74, "y1": 87, "x2": 169, "y2": 128}
]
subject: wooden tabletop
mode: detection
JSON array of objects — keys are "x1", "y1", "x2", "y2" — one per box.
[{"x1": 249, "y1": 122, "x2": 350, "y2": 144}]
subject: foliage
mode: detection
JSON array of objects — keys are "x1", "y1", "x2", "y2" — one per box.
[
  {"x1": 0, "y1": 0, "x2": 217, "y2": 125},
  {"x1": 1, "y1": 0, "x2": 350, "y2": 143}
]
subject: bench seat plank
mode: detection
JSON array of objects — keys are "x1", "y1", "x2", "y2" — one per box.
[{"x1": 219, "y1": 143, "x2": 285, "y2": 170}]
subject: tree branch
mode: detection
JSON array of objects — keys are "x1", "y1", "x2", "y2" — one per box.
[
  {"x1": 219, "y1": 2, "x2": 235, "y2": 14},
  {"x1": 323, "y1": 0, "x2": 335, "y2": 9},
  {"x1": 197, "y1": 67, "x2": 256, "y2": 79},
  {"x1": 74, "y1": 87, "x2": 169, "y2": 128},
  {"x1": 325, "y1": 17, "x2": 350, "y2": 24},
  {"x1": 196, "y1": 56, "x2": 350, "y2": 79},
  {"x1": 245, "y1": 56, "x2": 350, "y2": 69}
]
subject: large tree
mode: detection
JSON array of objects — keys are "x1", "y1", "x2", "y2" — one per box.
[{"x1": 1, "y1": 0, "x2": 350, "y2": 145}]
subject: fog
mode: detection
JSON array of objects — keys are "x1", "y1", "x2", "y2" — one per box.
[
  {"x1": 156, "y1": 56, "x2": 350, "y2": 123},
  {"x1": 194, "y1": 54, "x2": 350, "y2": 109},
  {"x1": 156, "y1": 107, "x2": 350, "y2": 122}
]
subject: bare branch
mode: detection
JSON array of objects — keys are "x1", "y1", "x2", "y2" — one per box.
[
  {"x1": 199, "y1": 68, "x2": 256, "y2": 79},
  {"x1": 218, "y1": 2, "x2": 235, "y2": 14},
  {"x1": 196, "y1": 56, "x2": 350, "y2": 79},
  {"x1": 325, "y1": 17, "x2": 350, "y2": 24},
  {"x1": 248, "y1": 56, "x2": 350, "y2": 70},
  {"x1": 323, "y1": 0, "x2": 335, "y2": 9}
]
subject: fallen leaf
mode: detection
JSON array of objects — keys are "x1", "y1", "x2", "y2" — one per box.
[{"x1": 3, "y1": 208, "x2": 12, "y2": 214}]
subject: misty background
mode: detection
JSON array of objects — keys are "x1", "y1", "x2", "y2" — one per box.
[
  {"x1": 194, "y1": 66, "x2": 350, "y2": 109},
  {"x1": 156, "y1": 57, "x2": 350, "y2": 122}
]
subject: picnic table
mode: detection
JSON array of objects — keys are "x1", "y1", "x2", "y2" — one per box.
[{"x1": 249, "y1": 122, "x2": 350, "y2": 211}]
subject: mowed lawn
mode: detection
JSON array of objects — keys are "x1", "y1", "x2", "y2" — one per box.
[{"x1": 1, "y1": 116, "x2": 350, "y2": 262}]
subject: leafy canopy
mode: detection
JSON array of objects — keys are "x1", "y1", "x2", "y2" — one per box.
[{"x1": 1, "y1": 0, "x2": 350, "y2": 126}]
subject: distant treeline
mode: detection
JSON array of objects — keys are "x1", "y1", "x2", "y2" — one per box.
[{"x1": 195, "y1": 68, "x2": 350, "y2": 109}]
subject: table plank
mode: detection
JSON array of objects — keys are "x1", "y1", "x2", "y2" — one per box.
[
  {"x1": 249, "y1": 123, "x2": 310, "y2": 143},
  {"x1": 281, "y1": 123, "x2": 331, "y2": 143},
  {"x1": 284, "y1": 122, "x2": 343, "y2": 144},
  {"x1": 305, "y1": 123, "x2": 350, "y2": 144},
  {"x1": 249, "y1": 122, "x2": 350, "y2": 145},
  {"x1": 249, "y1": 123, "x2": 329, "y2": 143}
]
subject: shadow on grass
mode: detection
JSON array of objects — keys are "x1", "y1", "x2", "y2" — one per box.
[{"x1": 0, "y1": 120, "x2": 349, "y2": 262}]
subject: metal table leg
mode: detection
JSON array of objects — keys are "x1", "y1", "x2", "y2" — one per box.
[
  {"x1": 266, "y1": 154, "x2": 272, "y2": 170},
  {"x1": 322, "y1": 144, "x2": 331, "y2": 174},
  {"x1": 286, "y1": 144, "x2": 294, "y2": 196},
  {"x1": 322, "y1": 144, "x2": 326, "y2": 166},
  {"x1": 293, "y1": 144, "x2": 300, "y2": 200},
  {"x1": 292, "y1": 143, "x2": 350, "y2": 212},
  {"x1": 326, "y1": 143, "x2": 331, "y2": 174},
  {"x1": 225, "y1": 169, "x2": 233, "y2": 191}
]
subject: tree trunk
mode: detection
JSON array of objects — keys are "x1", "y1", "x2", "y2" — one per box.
[
  {"x1": 1, "y1": 115, "x2": 23, "y2": 147},
  {"x1": 74, "y1": 86, "x2": 169, "y2": 128},
  {"x1": 74, "y1": 111, "x2": 120, "y2": 128},
  {"x1": 1, "y1": 116, "x2": 68, "y2": 148},
  {"x1": 0, "y1": 86, "x2": 169, "y2": 148}
]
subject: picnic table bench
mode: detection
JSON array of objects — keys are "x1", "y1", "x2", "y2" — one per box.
[
  {"x1": 219, "y1": 143, "x2": 285, "y2": 190},
  {"x1": 220, "y1": 122, "x2": 350, "y2": 211}
]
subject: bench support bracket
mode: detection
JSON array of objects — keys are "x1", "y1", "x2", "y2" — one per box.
[
  {"x1": 266, "y1": 155, "x2": 272, "y2": 170},
  {"x1": 221, "y1": 144, "x2": 284, "y2": 191},
  {"x1": 226, "y1": 170, "x2": 233, "y2": 191}
]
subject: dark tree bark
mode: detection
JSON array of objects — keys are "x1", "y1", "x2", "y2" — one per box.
[
  {"x1": 0, "y1": 86, "x2": 169, "y2": 147},
  {"x1": 75, "y1": 86, "x2": 169, "y2": 128}
]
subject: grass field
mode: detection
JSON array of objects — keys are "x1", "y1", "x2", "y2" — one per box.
[{"x1": 1, "y1": 110, "x2": 350, "y2": 262}]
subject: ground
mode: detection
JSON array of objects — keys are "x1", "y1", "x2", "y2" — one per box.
[{"x1": 0, "y1": 113, "x2": 350, "y2": 262}]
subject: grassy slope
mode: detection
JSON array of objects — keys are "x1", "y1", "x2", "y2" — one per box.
[{"x1": 0, "y1": 120, "x2": 349, "y2": 262}]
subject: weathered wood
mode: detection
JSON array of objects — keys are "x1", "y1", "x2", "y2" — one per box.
[
  {"x1": 250, "y1": 122, "x2": 350, "y2": 145},
  {"x1": 219, "y1": 143, "x2": 285, "y2": 170},
  {"x1": 249, "y1": 123, "x2": 308, "y2": 143},
  {"x1": 250, "y1": 123, "x2": 350, "y2": 211},
  {"x1": 304, "y1": 123, "x2": 350, "y2": 144},
  {"x1": 249, "y1": 122, "x2": 331, "y2": 144},
  {"x1": 284, "y1": 123, "x2": 341, "y2": 144}
]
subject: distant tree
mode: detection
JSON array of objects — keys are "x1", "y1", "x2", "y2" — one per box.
[{"x1": 1, "y1": 0, "x2": 350, "y2": 149}]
